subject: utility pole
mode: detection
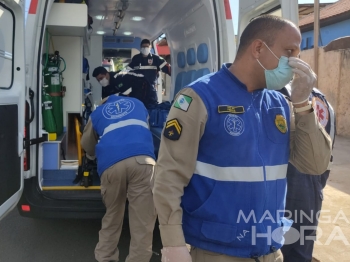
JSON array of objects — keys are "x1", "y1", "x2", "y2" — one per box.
[{"x1": 314, "y1": 0, "x2": 320, "y2": 82}]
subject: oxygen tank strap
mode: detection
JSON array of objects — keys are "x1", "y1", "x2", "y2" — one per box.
[{"x1": 49, "y1": 92, "x2": 63, "y2": 97}]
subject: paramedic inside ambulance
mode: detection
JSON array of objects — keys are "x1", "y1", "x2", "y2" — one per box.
[
  {"x1": 127, "y1": 39, "x2": 171, "y2": 107},
  {"x1": 93, "y1": 65, "x2": 157, "y2": 107},
  {"x1": 92, "y1": 66, "x2": 123, "y2": 99}
]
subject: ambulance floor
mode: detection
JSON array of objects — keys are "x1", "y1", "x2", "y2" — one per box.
[{"x1": 42, "y1": 169, "x2": 100, "y2": 188}]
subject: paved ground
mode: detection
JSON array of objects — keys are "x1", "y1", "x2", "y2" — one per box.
[
  {"x1": 312, "y1": 136, "x2": 350, "y2": 262},
  {"x1": 0, "y1": 212, "x2": 162, "y2": 262}
]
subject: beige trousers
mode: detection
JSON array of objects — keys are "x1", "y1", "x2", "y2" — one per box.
[
  {"x1": 190, "y1": 247, "x2": 283, "y2": 262},
  {"x1": 95, "y1": 156, "x2": 156, "y2": 262}
]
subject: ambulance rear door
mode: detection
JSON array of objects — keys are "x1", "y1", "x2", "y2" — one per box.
[
  {"x1": 238, "y1": 0, "x2": 299, "y2": 39},
  {"x1": 0, "y1": 0, "x2": 26, "y2": 221}
]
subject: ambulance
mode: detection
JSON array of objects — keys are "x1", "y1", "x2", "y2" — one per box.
[{"x1": 0, "y1": 0, "x2": 298, "y2": 220}]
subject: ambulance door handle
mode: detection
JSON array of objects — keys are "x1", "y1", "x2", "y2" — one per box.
[{"x1": 18, "y1": 132, "x2": 24, "y2": 156}]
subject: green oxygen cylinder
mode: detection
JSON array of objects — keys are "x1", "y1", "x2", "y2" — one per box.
[
  {"x1": 49, "y1": 72, "x2": 64, "y2": 136},
  {"x1": 44, "y1": 51, "x2": 64, "y2": 136},
  {"x1": 42, "y1": 85, "x2": 57, "y2": 133}
]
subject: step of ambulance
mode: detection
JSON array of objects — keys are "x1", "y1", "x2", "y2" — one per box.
[
  {"x1": 42, "y1": 189, "x2": 103, "y2": 200},
  {"x1": 42, "y1": 169, "x2": 100, "y2": 189}
]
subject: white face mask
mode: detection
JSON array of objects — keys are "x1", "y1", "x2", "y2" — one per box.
[
  {"x1": 141, "y1": 47, "x2": 150, "y2": 56},
  {"x1": 99, "y1": 77, "x2": 109, "y2": 87}
]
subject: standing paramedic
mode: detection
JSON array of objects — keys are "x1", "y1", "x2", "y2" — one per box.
[
  {"x1": 127, "y1": 39, "x2": 171, "y2": 107},
  {"x1": 279, "y1": 85, "x2": 336, "y2": 262},
  {"x1": 81, "y1": 95, "x2": 156, "y2": 262},
  {"x1": 153, "y1": 15, "x2": 332, "y2": 262}
]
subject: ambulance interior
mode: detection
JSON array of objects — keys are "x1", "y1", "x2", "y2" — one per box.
[
  {"x1": 38, "y1": 0, "x2": 221, "y2": 192},
  {"x1": 36, "y1": 0, "x2": 288, "y2": 194}
]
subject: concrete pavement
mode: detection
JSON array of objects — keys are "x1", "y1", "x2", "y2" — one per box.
[{"x1": 313, "y1": 136, "x2": 350, "y2": 262}]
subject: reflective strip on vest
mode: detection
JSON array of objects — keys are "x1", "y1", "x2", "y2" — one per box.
[
  {"x1": 102, "y1": 119, "x2": 149, "y2": 137},
  {"x1": 195, "y1": 161, "x2": 288, "y2": 182},
  {"x1": 115, "y1": 72, "x2": 144, "y2": 78},
  {"x1": 328, "y1": 102, "x2": 335, "y2": 143},
  {"x1": 327, "y1": 102, "x2": 335, "y2": 170},
  {"x1": 159, "y1": 61, "x2": 167, "y2": 69},
  {"x1": 139, "y1": 66, "x2": 157, "y2": 70}
]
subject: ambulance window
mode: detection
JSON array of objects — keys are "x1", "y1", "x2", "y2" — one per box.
[{"x1": 0, "y1": 3, "x2": 14, "y2": 89}]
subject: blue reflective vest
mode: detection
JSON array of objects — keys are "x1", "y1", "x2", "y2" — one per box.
[
  {"x1": 90, "y1": 95, "x2": 155, "y2": 175},
  {"x1": 181, "y1": 64, "x2": 291, "y2": 258}
]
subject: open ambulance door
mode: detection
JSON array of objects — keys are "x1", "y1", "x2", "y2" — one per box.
[
  {"x1": 0, "y1": 0, "x2": 26, "y2": 221},
  {"x1": 237, "y1": 0, "x2": 299, "y2": 40}
]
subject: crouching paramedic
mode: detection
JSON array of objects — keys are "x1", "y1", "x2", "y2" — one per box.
[{"x1": 81, "y1": 95, "x2": 157, "y2": 262}]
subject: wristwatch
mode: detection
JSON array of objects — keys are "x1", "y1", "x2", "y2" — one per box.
[{"x1": 293, "y1": 101, "x2": 313, "y2": 113}]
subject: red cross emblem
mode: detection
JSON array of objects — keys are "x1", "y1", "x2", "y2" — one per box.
[{"x1": 315, "y1": 97, "x2": 329, "y2": 127}]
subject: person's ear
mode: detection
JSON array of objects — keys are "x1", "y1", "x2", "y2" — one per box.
[{"x1": 251, "y1": 39, "x2": 264, "y2": 59}]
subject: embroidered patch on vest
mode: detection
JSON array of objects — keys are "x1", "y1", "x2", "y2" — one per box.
[
  {"x1": 174, "y1": 94, "x2": 193, "y2": 112},
  {"x1": 224, "y1": 114, "x2": 245, "y2": 136},
  {"x1": 275, "y1": 115, "x2": 288, "y2": 134},
  {"x1": 314, "y1": 97, "x2": 329, "y2": 128},
  {"x1": 102, "y1": 99, "x2": 135, "y2": 120},
  {"x1": 148, "y1": 59, "x2": 153, "y2": 65},
  {"x1": 218, "y1": 105, "x2": 245, "y2": 114},
  {"x1": 164, "y1": 119, "x2": 182, "y2": 141}
]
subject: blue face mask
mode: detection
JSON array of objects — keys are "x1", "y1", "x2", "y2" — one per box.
[{"x1": 257, "y1": 43, "x2": 294, "y2": 90}]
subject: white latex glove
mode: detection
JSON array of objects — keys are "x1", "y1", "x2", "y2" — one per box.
[
  {"x1": 161, "y1": 246, "x2": 192, "y2": 262},
  {"x1": 288, "y1": 57, "x2": 317, "y2": 105}
]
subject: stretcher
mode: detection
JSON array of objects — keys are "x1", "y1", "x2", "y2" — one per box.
[{"x1": 72, "y1": 116, "x2": 99, "y2": 187}]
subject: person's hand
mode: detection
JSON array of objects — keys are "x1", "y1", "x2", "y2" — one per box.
[
  {"x1": 288, "y1": 57, "x2": 317, "y2": 105},
  {"x1": 161, "y1": 246, "x2": 192, "y2": 262}
]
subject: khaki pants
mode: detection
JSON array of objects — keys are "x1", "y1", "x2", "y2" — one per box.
[
  {"x1": 190, "y1": 247, "x2": 283, "y2": 262},
  {"x1": 95, "y1": 156, "x2": 156, "y2": 262}
]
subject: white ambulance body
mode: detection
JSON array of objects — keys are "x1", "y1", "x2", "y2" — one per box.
[{"x1": 0, "y1": 0, "x2": 298, "y2": 220}]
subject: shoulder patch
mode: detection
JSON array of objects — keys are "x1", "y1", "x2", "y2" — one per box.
[
  {"x1": 314, "y1": 97, "x2": 329, "y2": 127},
  {"x1": 174, "y1": 94, "x2": 193, "y2": 112},
  {"x1": 163, "y1": 119, "x2": 182, "y2": 141}
]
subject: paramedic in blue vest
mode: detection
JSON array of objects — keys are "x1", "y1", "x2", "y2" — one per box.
[
  {"x1": 127, "y1": 39, "x2": 171, "y2": 107},
  {"x1": 278, "y1": 85, "x2": 336, "y2": 262},
  {"x1": 81, "y1": 95, "x2": 156, "y2": 262},
  {"x1": 153, "y1": 15, "x2": 332, "y2": 262}
]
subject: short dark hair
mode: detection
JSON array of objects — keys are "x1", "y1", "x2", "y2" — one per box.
[
  {"x1": 141, "y1": 39, "x2": 151, "y2": 46},
  {"x1": 92, "y1": 66, "x2": 108, "y2": 77},
  {"x1": 236, "y1": 15, "x2": 295, "y2": 57}
]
